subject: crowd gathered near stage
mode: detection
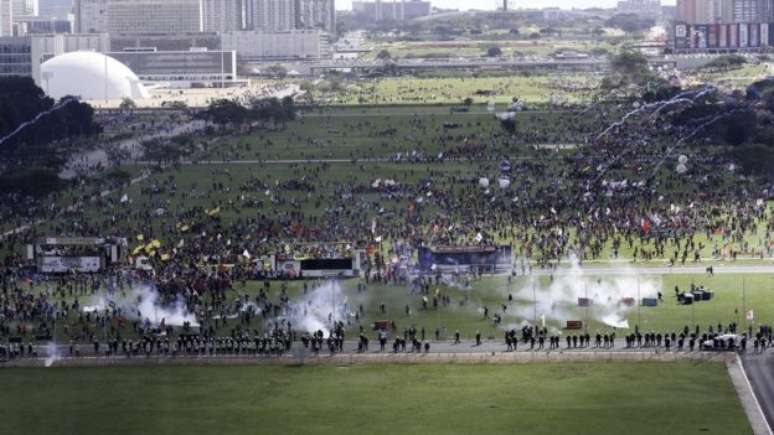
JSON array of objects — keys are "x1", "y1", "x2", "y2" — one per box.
[{"x1": 1, "y1": 83, "x2": 774, "y2": 357}]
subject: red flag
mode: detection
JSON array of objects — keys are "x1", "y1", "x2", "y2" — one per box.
[{"x1": 640, "y1": 218, "x2": 651, "y2": 234}]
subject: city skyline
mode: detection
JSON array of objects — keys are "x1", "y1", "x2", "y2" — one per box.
[{"x1": 337, "y1": 0, "x2": 677, "y2": 11}]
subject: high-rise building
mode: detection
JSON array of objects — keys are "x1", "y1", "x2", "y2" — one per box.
[
  {"x1": 38, "y1": 0, "x2": 73, "y2": 20},
  {"x1": 677, "y1": 0, "x2": 774, "y2": 23},
  {"x1": 709, "y1": 0, "x2": 734, "y2": 22},
  {"x1": 247, "y1": 0, "x2": 295, "y2": 31},
  {"x1": 108, "y1": 0, "x2": 201, "y2": 33},
  {"x1": 674, "y1": 0, "x2": 774, "y2": 51},
  {"x1": 73, "y1": 0, "x2": 107, "y2": 32},
  {"x1": 12, "y1": 0, "x2": 38, "y2": 16},
  {"x1": 352, "y1": 0, "x2": 431, "y2": 23},
  {"x1": 201, "y1": 0, "x2": 244, "y2": 32},
  {"x1": 616, "y1": 0, "x2": 661, "y2": 17},
  {"x1": 296, "y1": 0, "x2": 334, "y2": 32},
  {"x1": 74, "y1": 0, "x2": 202, "y2": 33},
  {"x1": 0, "y1": 36, "x2": 31, "y2": 76},
  {"x1": 732, "y1": 0, "x2": 771, "y2": 23},
  {"x1": 220, "y1": 29, "x2": 325, "y2": 60},
  {"x1": 0, "y1": 0, "x2": 14, "y2": 36}
]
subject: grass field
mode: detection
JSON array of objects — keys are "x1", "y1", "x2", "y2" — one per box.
[
  {"x1": 0, "y1": 363, "x2": 751, "y2": 435},
  {"x1": 309, "y1": 75, "x2": 602, "y2": 106},
  {"x1": 241, "y1": 272, "x2": 774, "y2": 338},
  {"x1": 11, "y1": 104, "x2": 768, "y2": 268},
  {"x1": 27, "y1": 271, "x2": 774, "y2": 342}
]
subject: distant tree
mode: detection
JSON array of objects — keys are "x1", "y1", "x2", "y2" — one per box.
[
  {"x1": 299, "y1": 80, "x2": 315, "y2": 93},
  {"x1": 500, "y1": 117, "x2": 517, "y2": 134},
  {"x1": 592, "y1": 26, "x2": 606, "y2": 39},
  {"x1": 463, "y1": 97, "x2": 474, "y2": 106},
  {"x1": 605, "y1": 13, "x2": 655, "y2": 33},
  {"x1": 376, "y1": 49, "x2": 393, "y2": 61},
  {"x1": 265, "y1": 64, "x2": 288, "y2": 79},
  {"x1": 763, "y1": 90, "x2": 774, "y2": 112},
  {"x1": 722, "y1": 110, "x2": 758, "y2": 146},
  {"x1": 0, "y1": 167, "x2": 64, "y2": 197},
  {"x1": 642, "y1": 83, "x2": 682, "y2": 103},
  {"x1": 104, "y1": 168, "x2": 132, "y2": 185},
  {"x1": 602, "y1": 50, "x2": 654, "y2": 90},
  {"x1": 142, "y1": 139, "x2": 184, "y2": 166},
  {"x1": 0, "y1": 78, "x2": 100, "y2": 173},
  {"x1": 702, "y1": 54, "x2": 747, "y2": 72},
  {"x1": 610, "y1": 50, "x2": 649, "y2": 77},
  {"x1": 486, "y1": 46, "x2": 503, "y2": 57},
  {"x1": 119, "y1": 98, "x2": 136, "y2": 112},
  {"x1": 730, "y1": 143, "x2": 774, "y2": 178},
  {"x1": 248, "y1": 97, "x2": 297, "y2": 128},
  {"x1": 167, "y1": 101, "x2": 188, "y2": 110},
  {"x1": 198, "y1": 99, "x2": 249, "y2": 125}
]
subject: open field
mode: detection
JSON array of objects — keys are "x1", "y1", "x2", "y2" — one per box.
[
  {"x1": 23, "y1": 271, "x2": 774, "y2": 343},
  {"x1": 686, "y1": 63, "x2": 772, "y2": 90},
  {"x1": 6, "y1": 103, "x2": 764, "y2": 268},
  {"x1": 0, "y1": 363, "x2": 751, "y2": 435},
  {"x1": 309, "y1": 75, "x2": 602, "y2": 106},
  {"x1": 370, "y1": 36, "x2": 628, "y2": 60}
]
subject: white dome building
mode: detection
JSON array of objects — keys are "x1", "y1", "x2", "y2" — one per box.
[{"x1": 40, "y1": 51, "x2": 149, "y2": 101}]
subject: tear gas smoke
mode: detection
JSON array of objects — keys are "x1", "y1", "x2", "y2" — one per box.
[
  {"x1": 83, "y1": 285, "x2": 199, "y2": 327},
  {"x1": 507, "y1": 257, "x2": 659, "y2": 330},
  {"x1": 286, "y1": 280, "x2": 349, "y2": 336},
  {"x1": 44, "y1": 342, "x2": 62, "y2": 368}
]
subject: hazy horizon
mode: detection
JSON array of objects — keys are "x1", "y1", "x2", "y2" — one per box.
[{"x1": 337, "y1": 0, "x2": 677, "y2": 11}]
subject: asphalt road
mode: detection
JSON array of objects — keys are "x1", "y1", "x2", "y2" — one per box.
[
  {"x1": 743, "y1": 354, "x2": 774, "y2": 433},
  {"x1": 21, "y1": 339, "x2": 752, "y2": 359}
]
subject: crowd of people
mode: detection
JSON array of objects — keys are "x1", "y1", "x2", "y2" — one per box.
[{"x1": 0, "y1": 82, "x2": 772, "y2": 361}]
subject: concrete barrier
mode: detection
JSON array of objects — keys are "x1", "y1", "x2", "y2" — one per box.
[{"x1": 0, "y1": 351, "x2": 736, "y2": 369}]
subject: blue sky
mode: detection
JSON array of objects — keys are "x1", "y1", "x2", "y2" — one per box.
[{"x1": 337, "y1": 0, "x2": 677, "y2": 11}]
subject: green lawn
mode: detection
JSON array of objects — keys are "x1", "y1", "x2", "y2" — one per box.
[
  {"x1": 23, "y1": 272, "x2": 774, "y2": 343},
  {"x1": 309, "y1": 75, "x2": 602, "y2": 106},
  {"x1": 0, "y1": 363, "x2": 751, "y2": 435}
]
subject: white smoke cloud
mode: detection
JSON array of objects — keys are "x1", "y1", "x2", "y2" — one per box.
[
  {"x1": 506, "y1": 256, "x2": 660, "y2": 330},
  {"x1": 286, "y1": 280, "x2": 349, "y2": 335},
  {"x1": 83, "y1": 285, "x2": 199, "y2": 327},
  {"x1": 44, "y1": 342, "x2": 62, "y2": 368}
]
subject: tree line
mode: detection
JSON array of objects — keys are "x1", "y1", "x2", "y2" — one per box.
[{"x1": 0, "y1": 77, "x2": 101, "y2": 196}]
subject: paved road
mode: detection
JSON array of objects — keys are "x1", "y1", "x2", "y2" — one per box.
[
  {"x1": 743, "y1": 354, "x2": 774, "y2": 433},
  {"x1": 24, "y1": 339, "x2": 760, "y2": 359}
]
